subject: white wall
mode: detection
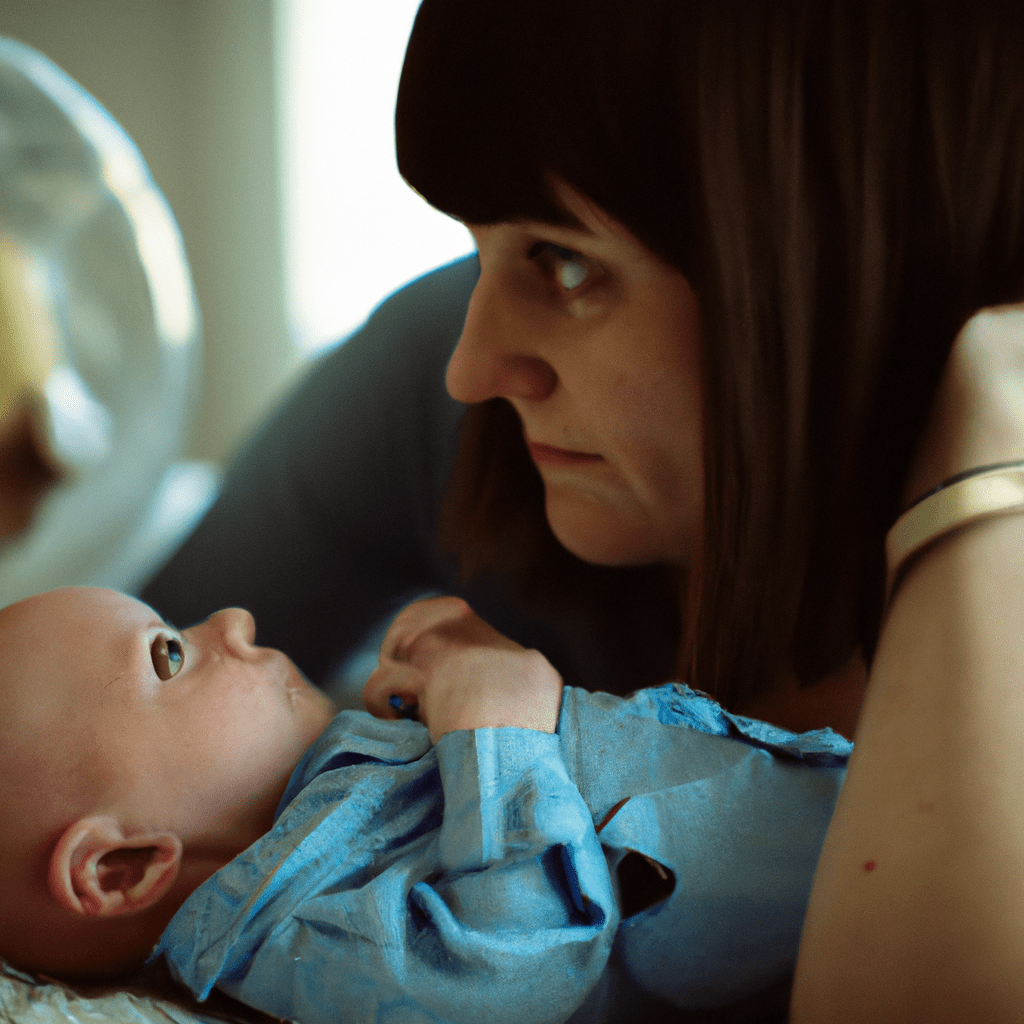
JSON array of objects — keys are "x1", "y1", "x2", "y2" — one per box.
[{"x1": 279, "y1": 0, "x2": 471, "y2": 354}]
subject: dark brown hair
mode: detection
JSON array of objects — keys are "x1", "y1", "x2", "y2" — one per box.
[{"x1": 397, "y1": 0, "x2": 1024, "y2": 708}]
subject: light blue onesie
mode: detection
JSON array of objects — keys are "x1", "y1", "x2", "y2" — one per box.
[{"x1": 154, "y1": 684, "x2": 851, "y2": 1024}]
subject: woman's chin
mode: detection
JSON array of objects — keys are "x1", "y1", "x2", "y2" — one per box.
[{"x1": 545, "y1": 495, "x2": 673, "y2": 568}]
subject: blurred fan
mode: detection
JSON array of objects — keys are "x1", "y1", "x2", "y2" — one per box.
[{"x1": 0, "y1": 37, "x2": 217, "y2": 604}]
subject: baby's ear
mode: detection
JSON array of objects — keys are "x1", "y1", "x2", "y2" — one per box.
[{"x1": 48, "y1": 815, "x2": 182, "y2": 918}]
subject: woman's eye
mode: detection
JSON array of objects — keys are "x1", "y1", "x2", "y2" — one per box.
[
  {"x1": 528, "y1": 242, "x2": 592, "y2": 292},
  {"x1": 152, "y1": 634, "x2": 184, "y2": 680}
]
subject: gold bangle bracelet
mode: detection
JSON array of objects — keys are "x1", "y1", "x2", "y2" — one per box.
[{"x1": 885, "y1": 462, "x2": 1024, "y2": 602}]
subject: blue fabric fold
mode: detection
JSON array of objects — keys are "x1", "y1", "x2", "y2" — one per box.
[{"x1": 154, "y1": 684, "x2": 852, "y2": 1023}]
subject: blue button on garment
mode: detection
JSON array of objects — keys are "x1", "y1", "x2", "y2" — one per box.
[{"x1": 153, "y1": 685, "x2": 851, "y2": 1024}]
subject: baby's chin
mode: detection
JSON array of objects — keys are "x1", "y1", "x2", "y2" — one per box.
[{"x1": 285, "y1": 657, "x2": 338, "y2": 737}]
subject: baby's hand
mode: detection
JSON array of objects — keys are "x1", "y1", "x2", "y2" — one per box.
[{"x1": 362, "y1": 597, "x2": 563, "y2": 743}]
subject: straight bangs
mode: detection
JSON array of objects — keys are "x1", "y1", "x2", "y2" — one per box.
[{"x1": 396, "y1": 0, "x2": 698, "y2": 275}]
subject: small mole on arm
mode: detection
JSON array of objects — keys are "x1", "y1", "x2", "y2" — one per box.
[{"x1": 863, "y1": 859, "x2": 877, "y2": 873}]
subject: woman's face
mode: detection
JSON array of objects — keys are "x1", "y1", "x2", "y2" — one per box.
[{"x1": 447, "y1": 184, "x2": 704, "y2": 567}]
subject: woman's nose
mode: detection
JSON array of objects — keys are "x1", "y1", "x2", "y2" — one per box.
[
  {"x1": 445, "y1": 279, "x2": 557, "y2": 404},
  {"x1": 208, "y1": 607, "x2": 258, "y2": 658}
]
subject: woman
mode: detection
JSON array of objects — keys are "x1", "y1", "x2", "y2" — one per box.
[{"x1": 145, "y1": 0, "x2": 1024, "y2": 1019}]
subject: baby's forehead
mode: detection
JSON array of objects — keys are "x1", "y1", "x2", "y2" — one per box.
[
  {"x1": 0, "y1": 588, "x2": 148, "y2": 701},
  {"x1": 0, "y1": 591, "x2": 77, "y2": 666},
  {"x1": 0, "y1": 597, "x2": 45, "y2": 669},
  {"x1": 1, "y1": 586, "x2": 146, "y2": 631}
]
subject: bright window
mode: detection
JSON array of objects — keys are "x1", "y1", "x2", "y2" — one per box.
[{"x1": 278, "y1": 0, "x2": 473, "y2": 354}]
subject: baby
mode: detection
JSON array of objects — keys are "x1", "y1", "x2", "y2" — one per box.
[
  {"x1": 0, "y1": 588, "x2": 852, "y2": 1024},
  {"x1": 0, "y1": 587, "x2": 337, "y2": 978}
]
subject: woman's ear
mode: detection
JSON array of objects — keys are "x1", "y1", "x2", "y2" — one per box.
[{"x1": 48, "y1": 815, "x2": 182, "y2": 918}]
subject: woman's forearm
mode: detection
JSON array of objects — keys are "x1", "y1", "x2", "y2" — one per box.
[{"x1": 791, "y1": 513, "x2": 1024, "y2": 1023}]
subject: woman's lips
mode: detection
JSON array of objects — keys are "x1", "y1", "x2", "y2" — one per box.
[{"x1": 528, "y1": 442, "x2": 604, "y2": 467}]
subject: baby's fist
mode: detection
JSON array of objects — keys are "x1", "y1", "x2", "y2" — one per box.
[{"x1": 362, "y1": 597, "x2": 563, "y2": 743}]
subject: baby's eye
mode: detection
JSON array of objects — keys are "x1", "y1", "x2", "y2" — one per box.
[
  {"x1": 528, "y1": 241, "x2": 593, "y2": 292},
  {"x1": 152, "y1": 634, "x2": 184, "y2": 680}
]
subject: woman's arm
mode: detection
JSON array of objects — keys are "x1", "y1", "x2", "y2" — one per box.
[{"x1": 792, "y1": 305, "x2": 1024, "y2": 1023}]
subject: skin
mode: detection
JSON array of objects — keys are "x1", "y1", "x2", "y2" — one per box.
[
  {"x1": 791, "y1": 305, "x2": 1024, "y2": 1022},
  {"x1": 446, "y1": 182, "x2": 705, "y2": 568},
  {"x1": 0, "y1": 588, "x2": 553, "y2": 977},
  {"x1": 401, "y1": 221, "x2": 1024, "y2": 1017},
  {"x1": 8, "y1": 191, "x2": 1016, "y2": 1009},
  {"x1": 418, "y1": 180, "x2": 1024, "y2": 1016},
  {"x1": 447, "y1": 181, "x2": 867, "y2": 739},
  {"x1": 363, "y1": 596, "x2": 564, "y2": 741},
  {"x1": 0, "y1": 587, "x2": 337, "y2": 852},
  {"x1": 386, "y1": 219, "x2": 1024, "y2": 1017},
  {"x1": 0, "y1": 587, "x2": 336, "y2": 975}
]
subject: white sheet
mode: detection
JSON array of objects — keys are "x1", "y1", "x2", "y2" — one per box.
[{"x1": 0, "y1": 959, "x2": 282, "y2": 1024}]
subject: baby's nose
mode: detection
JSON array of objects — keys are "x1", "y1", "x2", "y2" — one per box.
[{"x1": 212, "y1": 606, "x2": 258, "y2": 657}]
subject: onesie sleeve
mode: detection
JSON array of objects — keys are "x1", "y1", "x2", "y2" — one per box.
[
  {"x1": 153, "y1": 715, "x2": 617, "y2": 1024},
  {"x1": 155, "y1": 688, "x2": 852, "y2": 1022},
  {"x1": 401, "y1": 729, "x2": 617, "y2": 1022}
]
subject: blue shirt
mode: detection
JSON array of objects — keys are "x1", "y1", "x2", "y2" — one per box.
[{"x1": 154, "y1": 684, "x2": 851, "y2": 1023}]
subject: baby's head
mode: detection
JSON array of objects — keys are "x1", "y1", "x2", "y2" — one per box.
[{"x1": 0, "y1": 587, "x2": 335, "y2": 979}]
